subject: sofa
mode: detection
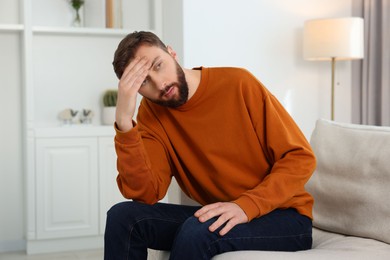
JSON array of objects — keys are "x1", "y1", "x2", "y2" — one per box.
[{"x1": 148, "y1": 119, "x2": 390, "y2": 259}]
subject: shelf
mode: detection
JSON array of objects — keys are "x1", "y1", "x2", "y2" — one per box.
[
  {"x1": 0, "y1": 24, "x2": 24, "y2": 32},
  {"x1": 32, "y1": 26, "x2": 134, "y2": 37},
  {"x1": 32, "y1": 125, "x2": 115, "y2": 138}
]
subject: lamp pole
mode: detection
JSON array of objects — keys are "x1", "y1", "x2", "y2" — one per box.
[{"x1": 331, "y1": 57, "x2": 335, "y2": 121}]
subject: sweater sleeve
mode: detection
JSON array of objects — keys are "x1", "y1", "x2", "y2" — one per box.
[
  {"x1": 114, "y1": 118, "x2": 173, "y2": 204},
  {"x1": 233, "y1": 73, "x2": 316, "y2": 221}
]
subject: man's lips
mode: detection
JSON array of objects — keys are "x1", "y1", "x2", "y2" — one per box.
[{"x1": 162, "y1": 85, "x2": 175, "y2": 98}]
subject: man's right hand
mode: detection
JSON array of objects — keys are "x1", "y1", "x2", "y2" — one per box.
[{"x1": 115, "y1": 57, "x2": 150, "y2": 132}]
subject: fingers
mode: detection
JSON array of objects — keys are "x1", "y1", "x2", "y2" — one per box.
[
  {"x1": 120, "y1": 57, "x2": 150, "y2": 94},
  {"x1": 194, "y1": 202, "x2": 221, "y2": 221},
  {"x1": 194, "y1": 202, "x2": 248, "y2": 236},
  {"x1": 208, "y1": 211, "x2": 232, "y2": 232},
  {"x1": 218, "y1": 217, "x2": 240, "y2": 236}
]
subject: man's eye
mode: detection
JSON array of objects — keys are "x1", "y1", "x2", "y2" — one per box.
[
  {"x1": 155, "y1": 62, "x2": 162, "y2": 70},
  {"x1": 141, "y1": 79, "x2": 148, "y2": 86}
]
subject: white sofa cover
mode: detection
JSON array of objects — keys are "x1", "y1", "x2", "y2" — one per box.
[{"x1": 148, "y1": 119, "x2": 390, "y2": 259}]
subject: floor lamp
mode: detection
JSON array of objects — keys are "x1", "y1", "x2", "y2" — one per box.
[{"x1": 303, "y1": 17, "x2": 364, "y2": 120}]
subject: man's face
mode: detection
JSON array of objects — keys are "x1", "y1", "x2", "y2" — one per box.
[{"x1": 135, "y1": 45, "x2": 189, "y2": 108}]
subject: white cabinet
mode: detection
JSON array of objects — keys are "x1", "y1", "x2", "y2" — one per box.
[
  {"x1": 28, "y1": 129, "x2": 170, "y2": 254},
  {"x1": 35, "y1": 137, "x2": 99, "y2": 239},
  {"x1": 34, "y1": 133, "x2": 126, "y2": 241},
  {"x1": 27, "y1": 126, "x2": 119, "y2": 254}
]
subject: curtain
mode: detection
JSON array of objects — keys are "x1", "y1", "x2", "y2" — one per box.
[{"x1": 352, "y1": 0, "x2": 390, "y2": 126}]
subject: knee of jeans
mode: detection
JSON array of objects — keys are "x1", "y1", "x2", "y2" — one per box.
[
  {"x1": 107, "y1": 201, "x2": 126, "y2": 215},
  {"x1": 172, "y1": 216, "x2": 219, "y2": 259},
  {"x1": 106, "y1": 201, "x2": 138, "y2": 225},
  {"x1": 177, "y1": 216, "x2": 215, "y2": 240}
]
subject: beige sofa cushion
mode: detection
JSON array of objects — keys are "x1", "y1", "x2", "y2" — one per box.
[
  {"x1": 306, "y1": 119, "x2": 390, "y2": 244},
  {"x1": 149, "y1": 227, "x2": 390, "y2": 260},
  {"x1": 212, "y1": 228, "x2": 390, "y2": 260}
]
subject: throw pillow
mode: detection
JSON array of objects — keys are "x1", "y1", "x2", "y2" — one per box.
[{"x1": 306, "y1": 119, "x2": 390, "y2": 244}]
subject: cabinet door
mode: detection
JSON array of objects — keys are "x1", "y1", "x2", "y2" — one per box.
[
  {"x1": 98, "y1": 136, "x2": 126, "y2": 234},
  {"x1": 35, "y1": 137, "x2": 99, "y2": 239}
]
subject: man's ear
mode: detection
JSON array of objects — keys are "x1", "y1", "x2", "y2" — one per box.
[{"x1": 167, "y1": 46, "x2": 177, "y2": 60}]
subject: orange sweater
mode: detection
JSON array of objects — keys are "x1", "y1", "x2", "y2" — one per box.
[{"x1": 114, "y1": 67, "x2": 316, "y2": 221}]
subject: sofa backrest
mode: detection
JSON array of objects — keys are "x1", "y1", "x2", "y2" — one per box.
[{"x1": 306, "y1": 119, "x2": 390, "y2": 244}]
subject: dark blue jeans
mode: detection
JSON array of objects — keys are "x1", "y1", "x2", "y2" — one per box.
[{"x1": 104, "y1": 201, "x2": 312, "y2": 260}]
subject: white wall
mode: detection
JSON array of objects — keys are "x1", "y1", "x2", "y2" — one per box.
[
  {"x1": 0, "y1": 0, "x2": 24, "y2": 250},
  {"x1": 0, "y1": 33, "x2": 24, "y2": 252},
  {"x1": 181, "y1": 0, "x2": 354, "y2": 138},
  {"x1": 0, "y1": 0, "x2": 355, "y2": 253}
]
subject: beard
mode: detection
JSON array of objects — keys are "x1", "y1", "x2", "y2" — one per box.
[{"x1": 151, "y1": 61, "x2": 189, "y2": 108}]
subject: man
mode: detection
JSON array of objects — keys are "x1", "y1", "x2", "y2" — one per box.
[{"x1": 104, "y1": 31, "x2": 316, "y2": 260}]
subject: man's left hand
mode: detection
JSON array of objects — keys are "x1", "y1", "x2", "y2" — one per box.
[{"x1": 194, "y1": 202, "x2": 248, "y2": 236}]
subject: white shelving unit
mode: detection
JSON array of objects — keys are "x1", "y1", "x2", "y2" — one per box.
[
  {"x1": 23, "y1": 0, "x2": 162, "y2": 128},
  {"x1": 0, "y1": 0, "x2": 163, "y2": 254},
  {"x1": 0, "y1": 24, "x2": 24, "y2": 31},
  {"x1": 32, "y1": 25, "x2": 130, "y2": 36}
]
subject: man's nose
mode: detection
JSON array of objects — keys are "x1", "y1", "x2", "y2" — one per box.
[{"x1": 152, "y1": 76, "x2": 168, "y2": 91}]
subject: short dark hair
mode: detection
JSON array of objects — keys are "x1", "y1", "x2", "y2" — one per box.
[{"x1": 112, "y1": 31, "x2": 168, "y2": 79}]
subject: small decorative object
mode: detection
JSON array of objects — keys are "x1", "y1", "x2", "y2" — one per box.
[
  {"x1": 80, "y1": 109, "x2": 94, "y2": 124},
  {"x1": 69, "y1": 0, "x2": 85, "y2": 27},
  {"x1": 58, "y1": 108, "x2": 79, "y2": 125},
  {"x1": 102, "y1": 89, "x2": 117, "y2": 125},
  {"x1": 105, "y1": 0, "x2": 122, "y2": 28}
]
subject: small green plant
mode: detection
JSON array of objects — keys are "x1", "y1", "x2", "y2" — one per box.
[
  {"x1": 69, "y1": 0, "x2": 84, "y2": 11},
  {"x1": 103, "y1": 89, "x2": 118, "y2": 107}
]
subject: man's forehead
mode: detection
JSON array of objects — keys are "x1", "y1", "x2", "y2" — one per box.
[{"x1": 135, "y1": 45, "x2": 162, "y2": 59}]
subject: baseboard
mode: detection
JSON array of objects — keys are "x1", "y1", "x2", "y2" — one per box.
[
  {"x1": 26, "y1": 236, "x2": 103, "y2": 254},
  {"x1": 0, "y1": 239, "x2": 26, "y2": 253}
]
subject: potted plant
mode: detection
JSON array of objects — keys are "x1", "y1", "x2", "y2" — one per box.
[{"x1": 102, "y1": 89, "x2": 117, "y2": 125}]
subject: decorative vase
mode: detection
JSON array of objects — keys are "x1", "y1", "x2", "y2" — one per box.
[
  {"x1": 69, "y1": 0, "x2": 85, "y2": 27},
  {"x1": 72, "y1": 8, "x2": 82, "y2": 27},
  {"x1": 102, "y1": 107, "x2": 116, "y2": 125}
]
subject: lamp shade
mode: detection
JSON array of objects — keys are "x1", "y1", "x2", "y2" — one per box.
[{"x1": 303, "y1": 17, "x2": 364, "y2": 61}]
